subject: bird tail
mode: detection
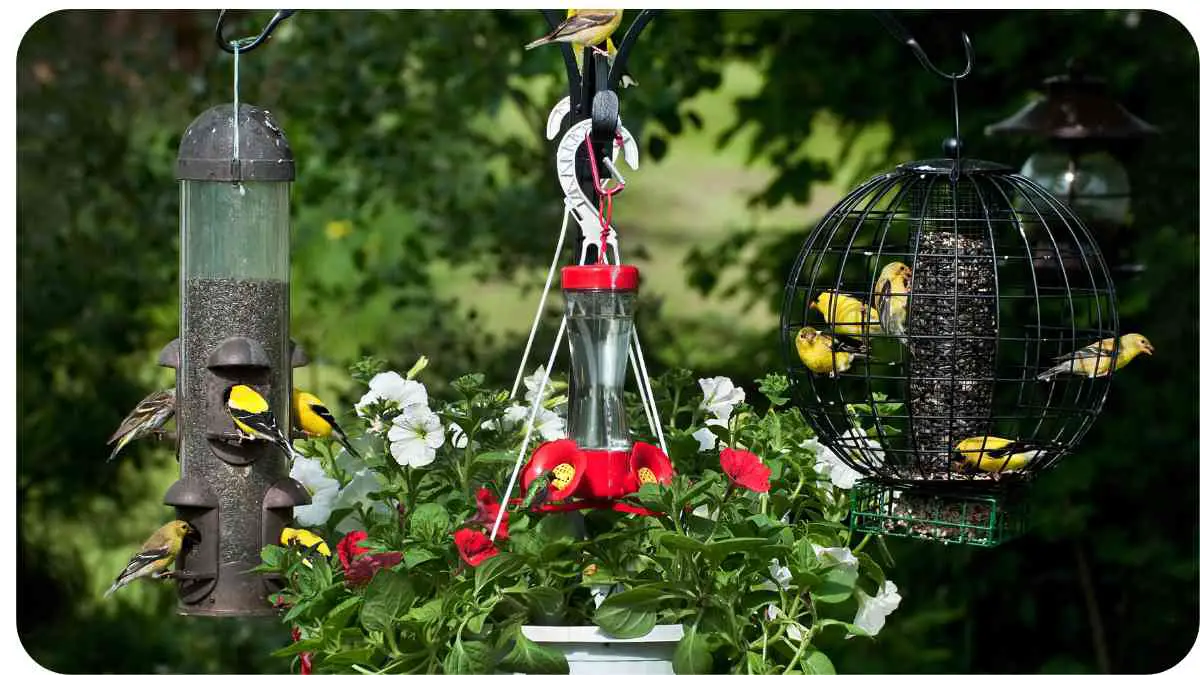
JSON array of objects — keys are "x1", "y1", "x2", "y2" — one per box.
[
  {"x1": 107, "y1": 435, "x2": 131, "y2": 462},
  {"x1": 524, "y1": 36, "x2": 552, "y2": 50},
  {"x1": 103, "y1": 580, "x2": 122, "y2": 598},
  {"x1": 1037, "y1": 363, "x2": 1067, "y2": 381},
  {"x1": 334, "y1": 429, "x2": 361, "y2": 459}
]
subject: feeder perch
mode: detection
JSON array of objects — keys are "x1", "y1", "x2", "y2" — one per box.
[
  {"x1": 781, "y1": 154, "x2": 1118, "y2": 545},
  {"x1": 166, "y1": 101, "x2": 308, "y2": 616}
]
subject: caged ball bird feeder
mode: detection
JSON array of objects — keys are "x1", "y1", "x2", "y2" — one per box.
[{"x1": 781, "y1": 25, "x2": 1122, "y2": 547}]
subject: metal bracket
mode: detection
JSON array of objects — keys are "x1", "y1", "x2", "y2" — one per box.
[{"x1": 555, "y1": 118, "x2": 640, "y2": 262}]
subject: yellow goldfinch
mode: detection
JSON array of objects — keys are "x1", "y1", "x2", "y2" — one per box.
[
  {"x1": 873, "y1": 262, "x2": 911, "y2": 339},
  {"x1": 810, "y1": 291, "x2": 882, "y2": 340},
  {"x1": 107, "y1": 388, "x2": 176, "y2": 461},
  {"x1": 525, "y1": 9, "x2": 623, "y2": 56},
  {"x1": 952, "y1": 436, "x2": 1041, "y2": 474},
  {"x1": 293, "y1": 388, "x2": 359, "y2": 457},
  {"x1": 1037, "y1": 333, "x2": 1154, "y2": 380},
  {"x1": 566, "y1": 9, "x2": 637, "y2": 87},
  {"x1": 794, "y1": 327, "x2": 865, "y2": 377},
  {"x1": 226, "y1": 384, "x2": 294, "y2": 458},
  {"x1": 105, "y1": 520, "x2": 193, "y2": 598},
  {"x1": 280, "y1": 527, "x2": 332, "y2": 568}
]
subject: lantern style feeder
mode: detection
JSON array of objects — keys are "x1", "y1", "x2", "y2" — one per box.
[
  {"x1": 161, "y1": 100, "x2": 310, "y2": 615},
  {"x1": 782, "y1": 28, "x2": 1121, "y2": 546},
  {"x1": 985, "y1": 60, "x2": 1158, "y2": 274}
]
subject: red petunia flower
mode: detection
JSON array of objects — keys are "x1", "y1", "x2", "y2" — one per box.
[
  {"x1": 719, "y1": 448, "x2": 771, "y2": 493},
  {"x1": 454, "y1": 527, "x2": 500, "y2": 567},
  {"x1": 300, "y1": 651, "x2": 313, "y2": 675},
  {"x1": 345, "y1": 552, "x2": 406, "y2": 588},
  {"x1": 336, "y1": 531, "x2": 370, "y2": 572},
  {"x1": 470, "y1": 487, "x2": 509, "y2": 540}
]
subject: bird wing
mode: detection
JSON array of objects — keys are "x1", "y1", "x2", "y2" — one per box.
[
  {"x1": 876, "y1": 277, "x2": 894, "y2": 327},
  {"x1": 108, "y1": 389, "x2": 176, "y2": 445},
  {"x1": 230, "y1": 408, "x2": 284, "y2": 442},
  {"x1": 546, "y1": 10, "x2": 619, "y2": 41},
  {"x1": 1056, "y1": 339, "x2": 1115, "y2": 362},
  {"x1": 113, "y1": 546, "x2": 172, "y2": 585}
]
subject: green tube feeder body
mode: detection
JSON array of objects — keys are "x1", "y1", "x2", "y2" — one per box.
[{"x1": 164, "y1": 102, "x2": 307, "y2": 616}]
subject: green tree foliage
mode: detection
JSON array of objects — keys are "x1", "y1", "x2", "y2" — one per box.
[{"x1": 17, "y1": 8, "x2": 1197, "y2": 674}]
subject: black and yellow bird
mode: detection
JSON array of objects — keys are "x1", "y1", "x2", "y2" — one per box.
[
  {"x1": 293, "y1": 388, "x2": 359, "y2": 457},
  {"x1": 951, "y1": 436, "x2": 1041, "y2": 474},
  {"x1": 105, "y1": 520, "x2": 194, "y2": 598},
  {"x1": 525, "y1": 9, "x2": 624, "y2": 57},
  {"x1": 107, "y1": 388, "x2": 176, "y2": 461},
  {"x1": 226, "y1": 384, "x2": 295, "y2": 458}
]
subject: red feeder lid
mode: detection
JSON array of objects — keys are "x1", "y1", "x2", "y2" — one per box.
[{"x1": 561, "y1": 264, "x2": 639, "y2": 291}]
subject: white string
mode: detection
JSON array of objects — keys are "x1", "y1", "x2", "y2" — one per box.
[
  {"x1": 510, "y1": 206, "x2": 571, "y2": 400},
  {"x1": 490, "y1": 315, "x2": 568, "y2": 541},
  {"x1": 232, "y1": 42, "x2": 240, "y2": 165}
]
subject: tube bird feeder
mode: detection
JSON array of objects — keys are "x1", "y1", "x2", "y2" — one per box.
[{"x1": 162, "y1": 102, "x2": 309, "y2": 616}]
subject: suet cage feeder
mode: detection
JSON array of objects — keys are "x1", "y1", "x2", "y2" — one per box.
[
  {"x1": 163, "y1": 102, "x2": 310, "y2": 615},
  {"x1": 781, "y1": 156, "x2": 1119, "y2": 546}
]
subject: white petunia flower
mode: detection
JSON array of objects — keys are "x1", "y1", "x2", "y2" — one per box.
[
  {"x1": 502, "y1": 403, "x2": 566, "y2": 441},
  {"x1": 387, "y1": 404, "x2": 444, "y2": 467},
  {"x1": 522, "y1": 365, "x2": 559, "y2": 404},
  {"x1": 290, "y1": 455, "x2": 340, "y2": 527},
  {"x1": 767, "y1": 558, "x2": 793, "y2": 591},
  {"x1": 766, "y1": 604, "x2": 809, "y2": 641},
  {"x1": 811, "y1": 543, "x2": 859, "y2": 570},
  {"x1": 333, "y1": 466, "x2": 392, "y2": 534},
  {"x1": 852, "y1": 580, "x2": 902, "y2": 637},
  {"x1": 840, "y1": 427, "x2": 885, "y2": 467},
  {"x1": 692, "y1": 427, "x2": 719, "y2": 452},
  {"x1": 807, "y1": 437, "x2": 867, "y2": 490},
  {"x1": 697, "y1": 376, "x2": 745, "y2": 427},
  {"x1": 355, "y1": 371, "x2": 429, "y2": 417}
]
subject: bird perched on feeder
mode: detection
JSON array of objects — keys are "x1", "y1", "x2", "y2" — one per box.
[
  {"x1": 810, "y1": 291, "x2": 882, "y2": 340},
  {"x1": 293, "y1": 388, "x2": 359, "y2": 457},
  {"x1": 794, "y1": 327, "x2": 868, "y2": 377},
  {"x1": 225, "y1": 384, "x2": 295, "y2": 458},
  {"x1": 524, "y1": 9, "x2": 624, "y2": 57},
  {"x1": 952, "y1": 436, "x2": 1041, "y2": 474},
  {"x1": 564, "y1": 8, "x2": 637, "y2": 88},
  {"x1": 104, "y1": 520, "x2": 194, "y2": 598},
  {"x1": 872, "y1": 262, "x2": 912, "y2": 340},
  {"x1": 1036, "y1": 333, "x2": 1154, "y2": 380},
  {"x1": 107, "y1": 388, "x2": 176, "y2": 462}
]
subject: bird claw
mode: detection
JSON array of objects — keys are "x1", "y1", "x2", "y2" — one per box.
[{"x1": 152, "y1": 570, "x2": 177, "y2": 580}]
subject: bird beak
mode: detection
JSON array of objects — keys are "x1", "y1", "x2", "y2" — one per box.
[
  {"x1": 809, "y1": 300, "x2": 819, "y2": 310},
  {"x1": 1144, "y1": 344, "x2": 1155, "y2": 355}
]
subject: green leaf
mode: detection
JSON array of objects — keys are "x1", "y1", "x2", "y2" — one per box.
[
  {"x1": 473, "y1": 451, "x2": 515, "y2": 465},
  {"x1": 324, "y1": 595, "x2": 363, "y2": 634},
  {"x1": 536, "y1": 514, "x2": 582, "y2": 543},
  {"x1": 858, "y1": 554, "x2": 886, "y2": 585},
  {"x1": 444, "y1": 638, "x2": 491, "y2": 674},
  {"x1": 322, "y1": 647, "x2": 380, "y2": 669},
  {"x1": 802, "y1": 647, "x2": 837, "y2": 675},
  {"x1": 680, "y1": 474, "x2": 720, "y2": 506},
  {"x1": 522, "y1": 586, "x2": 565, "y2": 623},
  {"x1": 402, "y1": 546, "x2": 438, "y2": 569},
  {"x1": 672, "y1": 627, "x2": 714, "y2": 675},
  {"x1": 474, "y1": 552, "x2": 523, "y2": 595},
  {"x1": 360, "y1": 568, "x2": 416, "y2": 633},
  {"x1": 466, "y1": 610, "x2": 488, "y2": 635},
  {"x1": 259, "y1": 544, "x2": 286, "y2": 570},
  {"x1": 271, "y1": 637, "x2": 323, "y2": 658},
  {"x1": 703, "y1": 537, "x2": 772, "y2": 562},
  {"x1": 594, "y1": 587, "x2": 660, "y2": 639},
  {"x1": 401, "y1": 597, "x2": 443, "y2": 624},
  {"x1": 497, "y1": 630, "x2": 569, "y2": 674},
  {"x1": 409, "y1": 503, "x2": 451, "y2": 543},
  {"x1": 656, "y1": 533, "x2": 709, "y2": 554},
  {"x1": 812, "y1": 566, "x2": 858, "y2": 605}
]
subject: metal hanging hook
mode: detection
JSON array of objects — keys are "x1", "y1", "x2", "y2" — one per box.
[
  {"x1": 873, "y1": 11, "x2": 973, "y2": 81},
  {"x1": 216, "y1": 9, "x2": 295, "y2": 54}
]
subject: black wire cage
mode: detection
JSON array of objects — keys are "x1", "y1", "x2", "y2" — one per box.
[{"x1": 780, "y1": 157, "x2": 1119, "y2": 543}]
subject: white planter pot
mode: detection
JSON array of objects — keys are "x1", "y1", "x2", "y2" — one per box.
[{"x1": 519, "y1": 624, "x2": 684, "y2": 675}]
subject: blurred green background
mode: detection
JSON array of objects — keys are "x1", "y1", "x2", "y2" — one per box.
[{"x1": 16, "y1": 9, "x2": 1197, "y2": 674}]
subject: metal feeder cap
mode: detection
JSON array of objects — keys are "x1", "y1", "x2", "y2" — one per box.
[{"x1": 176, "y1": 103, "x2": 294, "y2": 182}]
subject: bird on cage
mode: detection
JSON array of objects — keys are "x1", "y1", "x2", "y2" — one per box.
[
  {"x1": 564, "y1": 9, "x2": 638, "y2": 88},
  {"x1": 525, "y1": 9, "x2": 623, "y2": 59},
  {"x1": 872, "y1": 261, "x2": 911, "y2": 341},
  {"x1": 951, "y1": 436, "x2": 1042, "y2": 474},
  {"x1": 1036, "y1": 333, "x2": 1154, "y2": 381},
  {"x1": 107, "y1": 388, "x2": 176, "y2": 462},
  {"x1": 810, "y1": 291, "x2": 882, "y2": 340},
  {"x1": 293, "y1": 388, "x2": 359, "y2": 458},
  {"x1": 105, "y1": 520, "x2": 195, "y2": 597},
  {"x1": 794, "y1": 326, "x2": 869, "y2": 377},
  {"x1": 225, "y1": 384, "x2": 296, "y2": 459}
]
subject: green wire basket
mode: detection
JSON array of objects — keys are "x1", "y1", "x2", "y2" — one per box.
[{"x1": 850, "y1": 478, "x2": 1027, "y2": 547}]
